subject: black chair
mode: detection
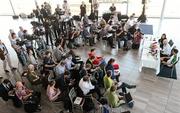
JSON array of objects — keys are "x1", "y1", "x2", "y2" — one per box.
[
  {"x1": 157, "y1": 57, "x2": 179, "y2": 79},
  {"x1": 168, "y1": 39, "x2": 174, "y2": 47}
]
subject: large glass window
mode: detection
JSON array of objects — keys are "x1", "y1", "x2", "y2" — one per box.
[
  {"x1": 0, "y1": 0, "x2": 13, "y2": 15},
  {"x1": 128, "y1": 0, "x2": 164, "y2": 17},
  {"x1": 99, "y1": 2, "x2": 127, "y2": 16},
  {"x1": 128, "y1": 0, "x2": 142, "y2": 16},
  {"x1": 35, "y1": 0, "x2": 91, "y2": 15},
  {"x1": 146, "y1": 0, "x2": 164, "y2": 17},
  {"x1": 164, "y1": 0, "x2": 180, "y2": 18},
  {"x1": 11, "y1": 0, "x2": 36, "y2": 15}
]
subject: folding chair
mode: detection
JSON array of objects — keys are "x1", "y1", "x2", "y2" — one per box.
[{"x1": 69, "y1": 87, "x2": 84, "y2": 113}]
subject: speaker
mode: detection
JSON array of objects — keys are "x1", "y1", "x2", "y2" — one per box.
[
  {"x1": 89, "y1": 0, "x2": 92, "y2": 3},
  {"x1": 142, "y1": 0, "x2": 146, "y2": 4}
]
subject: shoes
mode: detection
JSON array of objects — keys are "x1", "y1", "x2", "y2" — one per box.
[
  {"x1": 127, "y1": 85, "x2": 136, "y2": 89},
  {"x1": 123, "y1": 48, "x2": 128, "y2": 51},
  {"x1": 111, "y1": 46, "x2": 116, "y2": 48},
  {"x1": 11, "y1": 67, "x2": 17, "y2": 70},
  {"x1": 119, "y1": 92, "x2": 125, "y2": 96},
  {"x1": 59, "y1": 111, "x2": 64, "y2": 113},
  {"x1": 4, "y1": 70, "x2": 10, "y2": 73},
  {"x1": 35, "y1": 108, "x2": 41, "y2": 112},
  {"x1": 35, "y1": 105, "x2": 42, "y2": 112}
]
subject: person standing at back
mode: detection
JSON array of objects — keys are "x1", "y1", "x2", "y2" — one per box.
[
  {"x1": 0, "y1": 40, "x2": 16, "y2": 73},
  {"x1": 109, "y1": 3, "x2": 116, "y2": 13},
  {"x1": 80, "y1": 1, "x2": 86, "y2": 18}
]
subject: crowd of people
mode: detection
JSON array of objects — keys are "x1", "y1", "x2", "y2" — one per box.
[{"x1": 0, "y1": 1, "x2": 179, "y2": 113}]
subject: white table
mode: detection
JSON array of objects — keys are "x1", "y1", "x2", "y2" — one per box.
[{"x1": 139, "y1": 38, "x2": 160, "y2": 74}]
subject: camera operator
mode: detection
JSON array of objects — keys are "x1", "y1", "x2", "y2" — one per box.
[
  {"x1": 51, "y1": 17, "x2": 60, "y2": 40},
  {"x1": 40, "y1": 5, "x2": 48, "y2": 19},
  {"x1": 55, "y1": 4, "x2": 64, "y2": 15},
  {"x1": 43, "y1": 18, "x2": 53, "y2": 47},
  {"x1": 34, "y1": 6, "x2": 43, "y2": 23},
  {"x1": 18, "y1": 26, "x2": 24, "y2": 40},
  {"x1": 9, "y1": 33, "x2": 28, "y2": 67},
  {"x1": 23, "y1": 30, "x2": 37, "y2": 58},
  {"x1": 44, "y1": 2, "x2": 52, "y2": 15}
]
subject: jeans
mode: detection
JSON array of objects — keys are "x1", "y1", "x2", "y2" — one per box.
[
  {"x1": 45, "y1": 30, "x2": 53, "y2": 46},
  {"x1": 117, "y1": 37, "x2": 128, "y2": 48},
  {"x1": 17, "y1": 50, "x2": 28, "y2": 66},
  {"x1": 119, "y1": 82, "x2": 133, "y2": 93}
]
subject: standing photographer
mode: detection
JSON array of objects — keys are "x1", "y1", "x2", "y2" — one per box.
[
  {"x1": 52, "y1": 18, "x2": 60, "y2": 40},
  {"x1": 0, "y1": 40, "x2": 16, "y2": 73},
  {"x1": 9, "y1": 33, "x2": 27, "y2": 67},
  {"x1": 43, "y1": 19, "x2": 53, "y2": 47},
  {"x1": 23, "y1": 30, "x2": 36, "y2": 58}
]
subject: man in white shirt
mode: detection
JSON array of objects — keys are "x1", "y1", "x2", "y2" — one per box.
[
  {"x1": 161, "y1": 39, "x2": 171, "y2": 57},
  {"x1": 79, "y1": 76, "x2": 94, "y2": 95},
  {"x1": 79, "y1": 75, "x2": 102, "y2": 98}
]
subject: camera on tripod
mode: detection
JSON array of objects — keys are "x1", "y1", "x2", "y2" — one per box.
[
  {"x1": 16, "y1": 39, "x2": 25, "y2": 46},
  {"x1": 24, "y1": 34, "x2": 40, "y2": 41}
]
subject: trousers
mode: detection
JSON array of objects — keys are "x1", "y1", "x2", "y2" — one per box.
[{"x1": 2, "y1": 54, "x2": 13, "y2": 70}]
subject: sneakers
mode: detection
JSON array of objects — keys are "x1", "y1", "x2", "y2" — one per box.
[
  {"x1": 4, "y1": 67, "x2": 17, "y2": 73},
  {"x1": 127, "y1": 85, "x2": 136, "y2": 89},
  {"x1": 4, "y1": 70, "x2": 10, "y2": 73},
  {"x1": 11, "y1": 67, "x2": 17, "y2": 70}
]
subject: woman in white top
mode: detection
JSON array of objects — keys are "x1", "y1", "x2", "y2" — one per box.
[{"x1": 160, "y1": 39, "x2": 171, "y2": 57}]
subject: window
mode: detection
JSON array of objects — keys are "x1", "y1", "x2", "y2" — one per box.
[
  {"x1": 11, "y1": 0, "x2": 35, "y2": 15},
  {"x1": 164, "y1": 0, "x2": 180, "y2": 18},
  {"x1": 0, "y1": 0, "x2": 13, "y2": 15},
  {"x1": 146, "y1": 0, "x2": 164, "y2": 17}
]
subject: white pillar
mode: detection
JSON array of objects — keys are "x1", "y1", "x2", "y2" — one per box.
[
  {"x1": 9, "y1": 0, "x2": 16, "y2": 15},
  {"x1": 157, "y1": 0, "x2": 167, "y2": 37},
  {"x1": 126, "y1": 0, "x2": 129, "y2": 15}
]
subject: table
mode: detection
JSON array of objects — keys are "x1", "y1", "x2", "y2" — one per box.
[{"x1": 139, "y1": 38, "x2": 160, "y2": 74}]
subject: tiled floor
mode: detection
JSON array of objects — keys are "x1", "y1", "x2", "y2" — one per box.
[{"x1": 0, "y1": 16, "x2": 180, "y2": 113}]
